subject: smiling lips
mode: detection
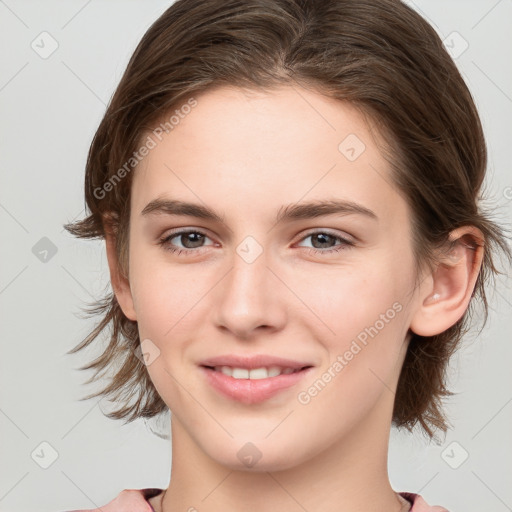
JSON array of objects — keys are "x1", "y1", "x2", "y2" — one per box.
[
  {"x1": 199, "y1": 354, "x2": 314, "y2": 404},
  {"x1": 211, "y1": 365, "x2": 301, "y2": 379}
]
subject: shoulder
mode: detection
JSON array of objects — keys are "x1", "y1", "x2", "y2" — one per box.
[
  {"x1": 62, "y1": 488, "x2": 164, "y2": 512},
  {"x1": 64, "y1": 489, "x2": 448, "y2": 512},
  {"x1": 399, "y1": 492, "x2": 450, "y2": 512}
]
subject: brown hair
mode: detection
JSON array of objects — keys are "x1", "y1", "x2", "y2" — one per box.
[{"x1": 64, "y1": 0, "x2": 511, "y2": 440}]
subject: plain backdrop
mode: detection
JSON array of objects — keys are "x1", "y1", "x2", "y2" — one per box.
[{"x1": 0, "y1": 1, "x2": 511, "y2": 511}]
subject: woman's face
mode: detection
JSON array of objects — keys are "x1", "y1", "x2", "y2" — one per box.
[{"x1": 122, "y1": 85, "x2": 425, "y2": 471}]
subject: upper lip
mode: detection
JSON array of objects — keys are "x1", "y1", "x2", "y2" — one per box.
[{"x1": 199, "y1": 354, "x2": 314, "y2": 370}]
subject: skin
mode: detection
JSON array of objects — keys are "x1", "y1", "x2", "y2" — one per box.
[{"x1": 105, "y1": 85, "x2": 483, "y2": 512}]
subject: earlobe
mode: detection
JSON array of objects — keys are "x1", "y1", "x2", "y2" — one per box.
[
  {"x1": 409, "y1": 227, "x2": 484, "y2": 337},
  {"x1": 104, "y1": 224, "x2": 137, "y2": 322}
]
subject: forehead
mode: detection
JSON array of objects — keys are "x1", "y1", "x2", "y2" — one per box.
[{"x1": 130, "y1": 85, "x2": 403, "y2": 224}]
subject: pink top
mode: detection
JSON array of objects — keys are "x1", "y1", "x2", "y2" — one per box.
[{"x1": 64, "y1": 488, "x2": 449, "y2": 511}]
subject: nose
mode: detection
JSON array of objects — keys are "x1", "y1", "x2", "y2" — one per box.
[{"x1": 212, "y1": 244, "x2": 287, "y2": 339}]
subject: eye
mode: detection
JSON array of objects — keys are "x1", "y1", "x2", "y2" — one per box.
[
  {"x1": 158, "y1": 228, "x2": 355, "y2": 257},
  {"x1": 159, "y1": 229, "x2": 215, "y2": 255},
  {"x1": 296, "y1": 230, "x2": 355, "y2": 255}
]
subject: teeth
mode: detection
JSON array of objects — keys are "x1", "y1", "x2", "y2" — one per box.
[
  {"x1": 232, "y1": 368, "x2": 249, "y2": 379},
  {"x1": 214, "y1": 366, "x2": 298, "y2": 379}
]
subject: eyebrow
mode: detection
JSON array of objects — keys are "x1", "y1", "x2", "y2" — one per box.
[{"x1": 141, "y1": 198, "x2": 378, "y2": 224}]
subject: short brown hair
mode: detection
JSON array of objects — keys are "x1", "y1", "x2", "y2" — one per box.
[{"x1": 64, "y1": 0, "x2": 511, "y2": 440}]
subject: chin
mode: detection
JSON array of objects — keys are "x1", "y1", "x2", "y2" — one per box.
[{"x1": 205, "y1": 436, "x2": 307, "y2": 473}]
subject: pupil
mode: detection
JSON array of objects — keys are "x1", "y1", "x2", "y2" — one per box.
[
  {"x1": 183, "y1": 232, "x2": 203, "y2": 248},
  {"x1": 313, "y1": 233, "x2": 333, "y2": 249}
]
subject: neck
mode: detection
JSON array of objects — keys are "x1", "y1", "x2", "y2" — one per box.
[{"x1": 154, "y1": 393, "x2": 405, "y2": 512}]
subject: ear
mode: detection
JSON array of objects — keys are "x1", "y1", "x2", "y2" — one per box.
[
  {"x1": 409, "y1": 226, "x2": 484, "y2": 337},
  {"x1": 103, "y1": 215, "x2": 137, "y2": 322}
]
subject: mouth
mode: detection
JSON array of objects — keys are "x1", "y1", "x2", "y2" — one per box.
[
  {"x1": 201, "y1": 364, "x2": 313, "y2": 379},
  {"x1": 199, "y1": 364, "x2": 314, "y2": 404}
]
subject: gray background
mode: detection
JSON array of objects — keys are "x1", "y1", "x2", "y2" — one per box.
[{"x1": 0, "y1": 1, "x2": 511, "y2": 511}]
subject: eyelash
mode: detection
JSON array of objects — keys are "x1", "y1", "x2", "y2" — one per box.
[{"x1": 158, "y1": 229, "x2": 355, "y2": 257}]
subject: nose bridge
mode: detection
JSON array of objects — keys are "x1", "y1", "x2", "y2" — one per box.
[
  {"x1": 213, "y1": 235, "x2": 285, "y2": 336},
  {"x1": 225, "y1": 240, "x2": 270, "y2": 310}
]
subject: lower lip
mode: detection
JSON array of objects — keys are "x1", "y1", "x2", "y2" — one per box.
[{"x1": 200, "y1": 366, "x2": 313, "y2": 404}]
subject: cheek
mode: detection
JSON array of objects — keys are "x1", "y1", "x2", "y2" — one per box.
[
  {"x1": 128, "y1": 244, "x2": 206, "y2": 333},
  {"x1": 301, "y1": 288, "x2": 408, "y2": 431},
  {"x1": 300, "y1": 259, "x2": 411, "y2": 394},
  {"x1": 295, "y1": 261, "x2": 405, "y2": 334},
  {"x1": 129, "y1": 261, "x2": 206, "y2": 409}
]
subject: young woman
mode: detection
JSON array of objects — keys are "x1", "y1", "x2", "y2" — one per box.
[{"x1": 63, "y1": 0, "x2": 510, "y2": 511}]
